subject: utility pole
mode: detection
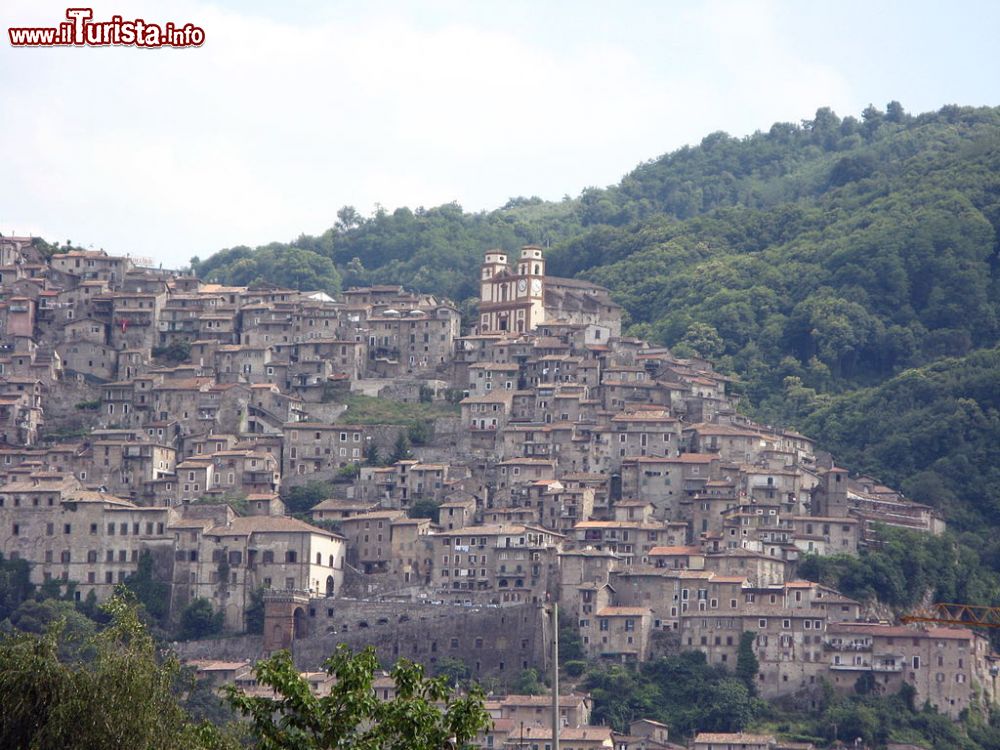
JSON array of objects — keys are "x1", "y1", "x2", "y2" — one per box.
[{"x1": 551, "y1": 602, "x2": 560, "y2": 750}]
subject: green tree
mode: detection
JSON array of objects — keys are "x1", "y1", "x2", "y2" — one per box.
[
  {"x1": 433, "y1": 656, "x2": 470, "y2": 686},
  {"x1": 0, "y1": 592, "x2": 230, "y2": 750},
  {"x1": 152, "y1": 341, "x2": 192, "y2": 365},
  {"x1": 409, "y1": 498, "x2": 441, "y2": 524},
  {"x1": 390, "y1": 432, "x2": 412, "y2": 463},
  {"x1": 178, "y1": 598, "x2": 224, "y2": 640},
  {"x1": 124, "y1": 550, "x2": 170, "y2": 623},
  {"x1": 678, "y1": 322, "x2": 725, "y2": 359},
  {"x1": 512, "y1": 668, "x2": 546, "y2": 695},
  {"x1": 284, "y1": 481, "x2": 335, "y2": 515},
  {"x1": 6, "y1": 598, "x2": 97, "y2": 660},
  {"x1": 407, "y1": 420, "x2": 433, "y2": 446},
  {"x1": 245, "y1": 588, "x2": 266, "y2": 635},
  {"x1": 337, "y1": 462, "x2": 361, "y2": 480},
  {"x1": 702, "y1": 678, "x2": 756, "y2": 733},
  {"x1": 0, "y1": 552, "x2": 33, "y2": 621},
  {"x1": 225, "y1": 646, "x2": 490, "y2": 750},
  {"x1": 335, "y1": 205, "x2": 363, "y2": 232},
  {"x1": 735, "y1": 631, "x2": 759, "y2": 695},
  {"x1": 558, "y1": 608, "x2": 585, "y2": 661}
]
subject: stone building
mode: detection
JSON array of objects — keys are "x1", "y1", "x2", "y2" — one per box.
[
  {"x1": 282, "y1": 421, "x2": 367, "y2": 482},
  {"x1": 580, "y1": 605, "x2": 653, "y2": 662},
  {"x1": 51, "y1": 249, "x2": 133, "y2": 284},
  {"x1": 824, "y1": 622, "x2": 997, "y2": 719},
  {"x1": 429, "y1": 523, "x2": 563, "y2": 604},
  {"x1": 170, "y1": 508, "x2": 346, "y2": 630},
  {"x1": 692, "y1": 734, "x2": 776, "y2": 750},
  {"x1": 0, "y1": 474, "x2": 171, "y2": 603}
]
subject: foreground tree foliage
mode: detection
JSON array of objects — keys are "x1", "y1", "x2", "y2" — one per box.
[
  {"x1": 0, "y1": 594, "x2": 487, "y2": 749},
  {"x1": 225, "y1": 645, "x2": 490, "y2": 750},
  {"x1": 0, "y1": 592, "x2": 227, "y2": 750}
]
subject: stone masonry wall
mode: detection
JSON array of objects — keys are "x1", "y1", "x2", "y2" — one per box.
[{"x1": 292, "y1": 599, "x2": 547, "y2": 688}]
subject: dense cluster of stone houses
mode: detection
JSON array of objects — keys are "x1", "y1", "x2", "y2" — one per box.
[{"x1": 0, "y1": 235, "x2": 993, "y2": 736}]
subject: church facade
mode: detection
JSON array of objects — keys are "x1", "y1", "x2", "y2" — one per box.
[
  {"x1": 478, "y1": 245, "x2": 547, "y2": 334},
  {"x1": 477, "y1": 245, "x2": 622, "y2": 336}
]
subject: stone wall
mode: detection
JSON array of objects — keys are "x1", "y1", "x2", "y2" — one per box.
[
  {"x1": 302, "y1": 402, "x2": 349, "y2": 423},
  {"x1": 172, "y1": 597, "x2": 547, "y2": 692},
  {"x1": 291, "y1": 598, "x2": 548, "y2": 689},
  {"x1": 39, "y1": 376, "x2": 102, "y2": 438},
  {"x1": 172, "y1": 634, "x2": 266, "y2": 662}
]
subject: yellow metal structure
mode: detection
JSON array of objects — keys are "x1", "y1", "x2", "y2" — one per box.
[{"x1": 901, "y1": 603, "x2": 1000, "y2": 628}]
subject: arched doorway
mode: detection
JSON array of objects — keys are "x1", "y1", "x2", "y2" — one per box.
[
  {"x1": 325, "y1": 575, "x2": 335, "y2": 597},
  {"x1": 293, "y1": 606, "x2": 308, "y2": 639}
]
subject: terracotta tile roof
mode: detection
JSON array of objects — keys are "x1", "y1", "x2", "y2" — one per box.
[
  {"x1": 596, "y1": 607, "x2": 650, "y2": 617},
  {"x1": 649, "y1": 546, "x2": 701, "y2": 556},
  {"x1": 694, "y1": 732, "x2": 776, "y2": 744},
  {"x1": 207, "y1": 516, "x2": 345, "y2": 538}
]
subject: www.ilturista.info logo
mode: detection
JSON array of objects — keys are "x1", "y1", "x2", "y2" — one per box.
[{"x1": 9, "y1": 8, "x2": 205, "y2": 48}]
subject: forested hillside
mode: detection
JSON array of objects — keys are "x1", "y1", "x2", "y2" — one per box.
[{"x1": 190, "y1": 102, "x2": 1000, "y2": 534}]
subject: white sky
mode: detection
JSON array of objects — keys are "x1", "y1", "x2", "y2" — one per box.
[{"x1": 1, "y1": 0, "x2": 998, "y2": 267}]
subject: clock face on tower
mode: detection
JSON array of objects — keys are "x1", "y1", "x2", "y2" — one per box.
[
  {"x1": 517, "y1": 279, "x2": 527, "y2": 294},
  {"x1": 531, "y1": 279, "x2": 542, "y2": 296}
]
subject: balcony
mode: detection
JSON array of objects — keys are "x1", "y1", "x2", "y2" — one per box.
[
  {"x1": 872, "y1": 658, "x2": 904, "y2": 673},
  {"x1": 824, "y1": 641, "x2": 872, "y2": 652},
  {"x1": 831, "y1": 659, "x2": 902, "y2": 673},
  {"x1": 246, "y1": 470, "x2": 277, "y2": 484},
  {"x1": 830, "y1": 661, "x2": 868, "y2": 671}
]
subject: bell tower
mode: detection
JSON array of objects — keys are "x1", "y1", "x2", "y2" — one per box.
[
  {"x1": 479, "y1": 250, "x2": 511, "y2": 333},
  {"x1": 517, "y1": 245, "x2": 545, "y2": 278},
  {"x1": 480, "y1": 250, "x2": 509, "y2": 301},
  {"x1": 519, "y1": 245, "x2": 546, "y2": 331}
]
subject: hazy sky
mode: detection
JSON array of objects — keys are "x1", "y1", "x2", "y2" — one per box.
[{"x1": 2, "y1": 0, "x2": 998, "y2": 267}]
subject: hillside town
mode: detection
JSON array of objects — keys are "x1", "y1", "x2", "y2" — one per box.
[{"x1": 0, "y1": 234, "x2": 993, "y2": 748}]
